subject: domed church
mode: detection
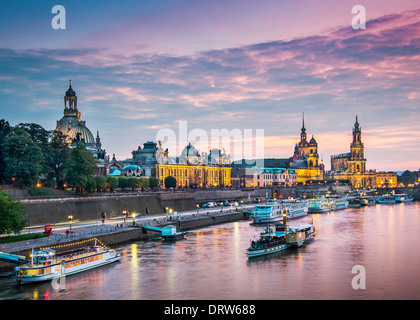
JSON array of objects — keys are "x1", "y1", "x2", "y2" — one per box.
[{"x1": 55, "y1": 81, "x2": 108, "y2": 174}]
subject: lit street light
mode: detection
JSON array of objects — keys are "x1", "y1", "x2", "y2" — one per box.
[{"x1": 68, "y1": 215, "x2": 73, "y2": 229}]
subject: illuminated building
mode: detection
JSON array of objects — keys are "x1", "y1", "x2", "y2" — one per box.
[
  {"x1": 156, "y1": 143, "x2": 231, "y2": 188},
  {"x1": 327, "y1": 116, "x2": 377, "y2": 189},
  {"x1": 376, "y1": 172, "x2": 397, "y2": 188}
]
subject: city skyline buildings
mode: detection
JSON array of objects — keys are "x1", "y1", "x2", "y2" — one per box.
[{"x1": 1, "y1": 1, "x2": 420, "y2": 171}]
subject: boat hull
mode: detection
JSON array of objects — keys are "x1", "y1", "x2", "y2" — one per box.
[
  {"x1": 13, "y1": 251, "x2": 121, "y2": 284},
  {"x1": 248, "y1": 243, "x2": 289, "y2": 258}
]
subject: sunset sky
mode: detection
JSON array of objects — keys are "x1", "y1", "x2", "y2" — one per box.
[{"x1": 1, "y1": 0, "x2": 419, "y2": 171}]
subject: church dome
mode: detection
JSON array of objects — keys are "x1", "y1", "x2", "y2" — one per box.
[
  {"x1": 68, "y1": 123, "x2": 95, "y2": 146},
  {"x1": 180, "y1": 143, "x2": 200, "y2": 164},
  {"x1": 309, "y1": 136, "x2": 317, "y2": 145}
]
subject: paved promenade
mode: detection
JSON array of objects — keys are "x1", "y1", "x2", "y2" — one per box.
[{"x1": 1, "y1": 204, "x2": 253, "y2": 253}]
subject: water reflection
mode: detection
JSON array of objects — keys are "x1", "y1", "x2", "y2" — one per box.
[{"x1": 1, "y1": 203, "x2": 420, "y2": 300}]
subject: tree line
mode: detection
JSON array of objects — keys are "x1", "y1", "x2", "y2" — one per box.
[{"x1": 0, "y1": 119, "x2": 162, "y2": 194}]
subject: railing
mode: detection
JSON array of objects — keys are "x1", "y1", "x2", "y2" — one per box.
[{"x1": 1, "y1": 207, "x2": 250, "y2": 253}]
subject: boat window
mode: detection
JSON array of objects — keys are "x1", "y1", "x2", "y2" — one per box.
[
  {"x1": 94, "y1": 255, "x2": 98, "y2": 261},
  {"x1": 55, "y1": 265, "x2": 60, "y2": 271},
  {"x1": 38, "y1": 268, "x2": 44, "y2": 275},
  {"x1": 99, "y1": 254, "x2": 103, "y2": 260},
  {"x1": 20, "y1": 269, "x2": 27, "y2": 276},
  {"x1": 85, "y1": 258, "x2": 89, "y2": 263},
  {"x1": 28, "y1": 269, "x2": 37, "y2": 276},
  {"x1": 70, "y1": 261, "x2": 75, "y2": 267},
  {"x1": 65, "y1": 262, "x2": 70, "y2": 268},
  {"x1": 76, "y1": 260, "x2": 80, "y2": 266}
]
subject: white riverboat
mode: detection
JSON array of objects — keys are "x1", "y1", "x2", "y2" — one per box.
[
  {"x1": 307, "y1": 197, "x2": 331, "y2": 213},
  {"x1": 308, "y1": 196, "x2": 348, "y2": 213},
  {"x1": 251, "y1": 200, "x2": 307, "y2": 224},
  {"x1": 13, "y1": 239, "x2": 121, "y2": 284},
  {"x1": 247, "y1": 216, "x2": 315, "y2": 258},
  {"x1": 328, "y1": 196, "x2": 349, "y2": 211}
]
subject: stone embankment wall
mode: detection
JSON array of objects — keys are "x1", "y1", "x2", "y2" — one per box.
[{"x1": 21, "y1": 188, "x2": 271, "y2": 225}]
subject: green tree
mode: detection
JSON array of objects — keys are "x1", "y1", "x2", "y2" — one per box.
[
  {"x1": 0, "y1": 119, "x2": 12, "y2": 182},
  {"x1": 86, "y1": 176, "x2": 97, "y2": 194},
  {"x1": 149, "y1": 176, "x2": 159, "y2": 189},
  {"x1": 3, "y1": 128, "x2": 44, "y2": 187},
  {"x1": 17, "y1": 123, "x2": 52, "y2": 178},
  {"x1": 95, "y1": 175, "x2": 107, "y2": 192},
  {"x1": 399, "y1": 170, "x2": 416, "y2": 186},
  {"x1": 127, "y1": 177, "x2": 140, "y2": 191},
  {"x1": 138, "y1": 177, "x2": 150, "y2": 189},
  {"x1": 45, "y1": 130, "x2": 70, "y2": 189},
  {"x1": 106, "y1": 176, "x2": 119, "y2": 191},
  {"x1": 164, "y1": 176, "x2": 177, "y2": 189},
  {"x1": 118, "y1": 176, "x2": 129, "y2": 191},
  {"x1": 64, "y1": 143, "x2": 96, "y2": 193},
  {"x1": 0, "y1": 190, "x2": 27, "y2": 234}
]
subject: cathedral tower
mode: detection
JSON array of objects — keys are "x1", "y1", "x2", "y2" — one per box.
[{"x1": 347, "y1": 115, "x2": 366, "y2": 174}]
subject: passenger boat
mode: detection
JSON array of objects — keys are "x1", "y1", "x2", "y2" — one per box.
[
  {"x1": 307, "y1": 197, "x2": 331, "y2": 213},
  {"x1": 329, "y1": 196, "x2": 349, "y2": 211},
  {"x1": 376, "y1": 195, "x2": 396, "y2": 204},
  {"x1": 395, "y1": 194, "x2": 414, "y2": 203},
  {"x1": 13, "y1": 239, "x2": 121, "y2": 284},
  {"x1": 360, "y1": 196, "x2": 376, "y2": 206},
  {"x1": 251, "y1": 200, "x2": 307, "y2": 224},
  {"x1": 247, "y1": 216, "x2": 315, "y2": 258},
  {"x1": 348, "y1": 198, "x2": 362, "y2": 208}
]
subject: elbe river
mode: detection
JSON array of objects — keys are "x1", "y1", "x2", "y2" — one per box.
[{"x1": 1, "y1": 202, "x2": 419, "y2": 300}]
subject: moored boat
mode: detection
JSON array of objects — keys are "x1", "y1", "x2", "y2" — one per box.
[
  {"x1": 376, "y1": 195, "x2": 396, "y2": 204},
  {"x1": 13, "y1": 239, "x2": 121, "y2": 284},
  {"x1": 329, "y1": 196, "x2": 349, "y2": 211},
  {"x1": 360, "y1": 196, "x2": 376, "y2": 206},
  {"x1": 348, "y1": 198, "x2": 362, "y2": 208},
  {"x1": 395, "y1": 194, "x2": 414, "y2": 203},
  {"x1": 247, "y1": 216, "x2": 315, "y2": 258},
  {"x1": 251, "y1": 200, "x2": 308, "y2": 224},
  {"x1": 307, "y1": 197, "x2": 331, "y2": 213}
]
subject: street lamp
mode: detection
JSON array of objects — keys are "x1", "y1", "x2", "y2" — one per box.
[
  {"x1": 68, "y1": 215, "x2": 73, "y2": 229},
  {"x1": 196, "y1": 204, "x2": 199, "y2": 214},
  {"x1": 132, "y1": 213, "x2": 136, "y2": 225}
]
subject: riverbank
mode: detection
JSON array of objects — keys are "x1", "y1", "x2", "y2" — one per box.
[{"x1": 0, "y1": 210, "x2": 250, "y2": 272}]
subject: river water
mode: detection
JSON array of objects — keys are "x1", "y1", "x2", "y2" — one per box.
[{"x1": 1, "y1": 202, "x2": 420, "y2": 300}]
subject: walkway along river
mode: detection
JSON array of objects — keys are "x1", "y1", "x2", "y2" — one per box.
[{"x1": 0, "y1": 202, "x2": 419, "y2": 300}]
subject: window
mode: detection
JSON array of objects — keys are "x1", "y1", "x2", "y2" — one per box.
[
  {"x1": 85, "y1": 258, "x2": 89, "y2": 263},
  {"x1": 70, "y1": 261, "x2": 75, "y2": 267},
  {"x1": 99, "y1": 254, "x2": 103, "y2": 260},
  {"x1": 89, "y1": 257, "x2": 94, "y2": 262},
  {"x1": 28, "y1": 269, "x2": 37, "y2": 276},
  {"x1": 45, "y1": 267, "x2": 52, "y2": 274},
  {"x1": 38, "y1": 268, "x2": 44, "y2": 275},
  {"x1": 65, "y1": 262, "x2": 70, "y2": 268},
  {"x1": 55, "y1": 265, "x2": 60, "y2": 271},
  {"x1": 94, "y1": 255, "x2": 98, "y2": 261}
]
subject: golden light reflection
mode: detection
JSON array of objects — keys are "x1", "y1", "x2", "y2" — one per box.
[{"x1": 130, "y1": 243, "x2": 140, "y2": 295}]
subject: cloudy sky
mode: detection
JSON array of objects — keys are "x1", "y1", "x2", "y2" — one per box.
[{"x1": 1, "y1": 0, "x2": 419, "y2": 171}]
